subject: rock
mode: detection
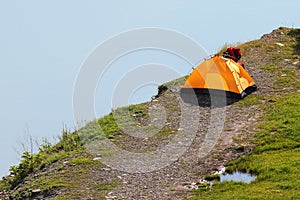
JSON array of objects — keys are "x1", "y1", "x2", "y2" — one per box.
[
  {"x1": 276, "y1": 42, "x2": 284, "y2": 47},
  {"x1": 31, "y1": 188, "x2": 41, "y2": 193},
  {"x1": 106, "y1": 191, "x2": 118, "y2": 199},
  {"x1": 281, "y1": 74, "x2": 287, "y2": 77},
  {"x1": 183, "y1": 183, "x2": 198, "y2": 190},
  {"x1": 105, "y1": 196, "x2": 117, "y2": 199},
  {"x1": 93, "y1": 154, "x2": 102, "y2": 160},
  {"x1": 198, "y1": 179, "x2": 209, "y2": 184},
  {"x1": 292, "y1": 61, "x2": 300, "y2": 67},
  {"x1": 219, "y1": 167, "x2": 226, "y2": 174}
]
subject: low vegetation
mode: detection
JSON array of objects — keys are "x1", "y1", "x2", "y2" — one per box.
[
  {"x1": 0, "y1": 130, "x2": 84, "y2": 198},
  {"x1": 5, "y1": 130, "x2": 82, "y2": 188},
  {"x1": 191, "y1": 93, "x2": 300, "y2": 199}
]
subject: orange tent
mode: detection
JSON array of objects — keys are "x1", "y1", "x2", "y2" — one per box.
[{"x1": 181, "y1": 55, "x2": 257, "y2": 99}]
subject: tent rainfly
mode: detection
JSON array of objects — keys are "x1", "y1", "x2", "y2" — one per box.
[{"x1": 181, "y1": 55, "x2": 257, "y2": 100}]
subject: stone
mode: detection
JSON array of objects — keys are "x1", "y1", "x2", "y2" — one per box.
[
  {"x1": 292, "y1": 61, "x2": 300, "y2": 67},
  {"x1": 31, "y1": 189, "x2": 41, "y2": 193},
  {"x1": 276, "y1": 42, "x2": 284, "y2": 47},
  {"x1": 93, "y1": 154, "x2": 102, "y2": 160}
]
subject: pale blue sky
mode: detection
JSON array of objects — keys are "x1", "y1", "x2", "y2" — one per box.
[{"x1": 0, "y1": 0, "x2": 299, "y2": 176}]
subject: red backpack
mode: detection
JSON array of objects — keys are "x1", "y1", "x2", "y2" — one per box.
[{"x1": 223, "y1": 47, "x2": 241, "y2": 62}]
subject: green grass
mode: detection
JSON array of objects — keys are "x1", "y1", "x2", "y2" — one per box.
[
  {"x1": 259, "y1": 65, "x2": 276, "y2": 71},
  {"x1": 155, "y1": 127, "x2": 176, "y2": 138},
  {"x1": 70, "y1": 157, "x2": 95, "y2": 165},
  {"x1": 236, "y1": 95, "x2": 264, "y2": 107},
  {"x1": 78, "y1": 98, "x2": 181, "y2": 142},
  {"x1": 276, "y1": 69, "x2": 299, "y2": 90},
  {"x1": 34, "y1": 176, "x2": 69, "y2": 193},
  {"x1": 79, "y1": 103, "x2": 150, "y2": 143},
  {"x1": 0, "y1": 130, "x2": 84, "y2": 199},
  {"x1": 239, "y1": 40, "x2": 263, "y2": 57},
  {"x1": 161, "y1": 75, "x2": 188, "y2": 88},
  {"x1": 190, "y1": 93, "x2": 300, "y2": 199},
  {"x1": 8, "y1": 175, "x2": 70, "y2": 200},
  {"x1": 94, "y1": 182, "x2": 120, "y2": 191},
  {"x1": 204, "y1": 174, "x2": 220, "y2": 181}
]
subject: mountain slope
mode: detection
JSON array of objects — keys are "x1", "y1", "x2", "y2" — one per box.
[{"x1": 1, "y1": 27, "x2": 299, "y2": 200}]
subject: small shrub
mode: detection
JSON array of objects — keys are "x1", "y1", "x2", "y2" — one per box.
[
  {"x1": 5, "y1": 130, "x2": 83, "y2": 189},
  {"x1": 8, "y1": 151, "x2": 40, "y2": 187},
  {"x1": 55, "y1": 130, "x2": 83, "y2": 152}
]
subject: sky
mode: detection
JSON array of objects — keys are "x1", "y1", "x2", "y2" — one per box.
[{"x1": 0, "y1": 0, "x2": 299, "y2": 177}]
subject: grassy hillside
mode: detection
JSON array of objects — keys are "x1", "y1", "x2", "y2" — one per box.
[{"x1": 0, "y1": 27, "x2": 300, "y2": 200}]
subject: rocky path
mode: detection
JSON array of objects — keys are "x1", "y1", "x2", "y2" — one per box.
[{"x1": 88, "y1": 91, "x2": 262, "y2": 200}]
